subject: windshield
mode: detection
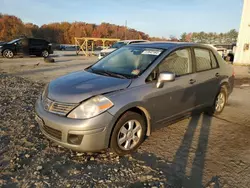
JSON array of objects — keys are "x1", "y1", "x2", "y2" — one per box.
[
  {"x1": 89, "y1": 46, "x2": 163, "y2": 78},
  {"x1": 111, "y1": 42, "x2": 127, "y2": 49},
  {"x1": 7, "y1": 39, "x2": 21, "y2": 44}
]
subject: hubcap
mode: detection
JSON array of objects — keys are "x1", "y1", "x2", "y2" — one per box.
[
  {"x1": 4, "y1": 50, "x2": 13, "y2": 58},
  {"x1": 117, "y1": 120, "x2": 142, "y2": 150},
  {"x1": 215, "y1": 93, "x2": 225, "y2": 112},
  {"x1": 42, "y1": 50, "x2": 49, "y2": 57}
]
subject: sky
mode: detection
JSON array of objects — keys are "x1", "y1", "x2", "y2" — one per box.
[{"x1": 0, "y1": 0, "x2": 244, "y2": 38}]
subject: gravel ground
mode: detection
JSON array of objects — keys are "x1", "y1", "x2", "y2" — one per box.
[
  {"x1": 0, "y1": 74, "x2": 171, "y2": 188},
  {"x1": 1, "y1": 74, "x2": 250, "y2": 188}
]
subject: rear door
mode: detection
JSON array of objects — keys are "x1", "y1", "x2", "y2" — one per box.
[
  {"x1": 191, "y1": 47, "x2": 221, "y2": 108},
  {"x1": 145, "y1": 47, "x2": 196, "y2": 123},
  {"x1": 29, "y1": 39, "x2": 36, "y2": 55},
  {"x1": 29, "y1": 39, "x2": 44, "y2": 55}
]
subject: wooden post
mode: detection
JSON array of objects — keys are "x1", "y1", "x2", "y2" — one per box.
[
  {"x1": 91, "y1": 41, "x2": 94, "y2": 55},
  {"x1": 74, "y1": 37, "x2": 120, "y2": 56},
  {"x1": 85, "y1": 39, "x2": 88, "y2": 56}
]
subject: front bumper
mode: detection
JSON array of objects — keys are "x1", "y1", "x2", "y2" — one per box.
[{"x1": 35, "y1": 98, "x2": 114, "y2": 152}]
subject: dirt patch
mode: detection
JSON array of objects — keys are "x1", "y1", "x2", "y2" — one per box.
[{"x1": 234, "y1": 78, "x2": 250, "y2": 87}]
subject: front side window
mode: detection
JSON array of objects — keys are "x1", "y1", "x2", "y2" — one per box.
[
  {"x1": 89, "y1": 46, "x2": 163, "y2": 78},
  {"x1": 194, "y1": 48, "x2": 218, "y2": 71},
  {"x1": 8, "y1": 39, "x2": 21, "y2": 44},
  {"x1": 159, "y1": 48, "x2": 192, "y2": 76}
]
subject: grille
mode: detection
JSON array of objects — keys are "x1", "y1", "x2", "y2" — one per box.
[
  {"x1": 43, "y1": 97, "x2": 77, "y2": 116},
  {"x1": 43, "y1": 125, "x2": 62, "y2": 140}
]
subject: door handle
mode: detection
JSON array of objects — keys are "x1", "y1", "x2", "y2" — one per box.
[
  {"x1": 215, "y1": 73, "x2": 220, "y2": 77},
  {"x1": 189, "y1": 79, "x2": 196, "y2": 84}
]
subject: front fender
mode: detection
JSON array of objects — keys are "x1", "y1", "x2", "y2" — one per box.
[{"x1": 106, "y1": 87, "x2": 153, "y2": 136}]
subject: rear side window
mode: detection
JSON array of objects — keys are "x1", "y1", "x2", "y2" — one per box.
[
  {"x1": 159, "y1": 48, "x2": 192, "y2": 76},
  {"x1": 194, "y1": 48, "x2": 218, "y2": 71}
]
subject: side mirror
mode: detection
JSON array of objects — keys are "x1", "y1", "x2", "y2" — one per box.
[{"x1": 156, "y1": 72, "x2": 175, "y2": 88}]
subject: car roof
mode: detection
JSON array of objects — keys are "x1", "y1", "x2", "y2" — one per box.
[
  {"x1": 28, "y1": 38, "x2": 47, "y2": 40},
  {"x1": 129, "y1": 41, "x2": 213, "y2": 50}
]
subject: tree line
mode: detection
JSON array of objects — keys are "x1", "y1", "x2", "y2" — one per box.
[
  {"x1": 0, "y1": 13, "x2": 238, "y2": 45},
  {"x1": 180, "y1": 30, "x2": 238, "y2": 44},
  {"x1": 0, "y1": 14, "x2": 150, "y2": 44}
]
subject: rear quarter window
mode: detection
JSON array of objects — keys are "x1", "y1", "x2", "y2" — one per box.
[{"x1": 210, "y1": 51, "x2": 219, "y2": 68}]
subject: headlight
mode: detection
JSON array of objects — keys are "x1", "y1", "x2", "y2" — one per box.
[{"x1": 67, "y1": 95, "x2": 113, "y2": 119}]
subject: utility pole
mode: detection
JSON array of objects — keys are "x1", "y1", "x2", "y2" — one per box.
[{"x1": 125, "y1": 20, "x2": 127, "y2": 40}]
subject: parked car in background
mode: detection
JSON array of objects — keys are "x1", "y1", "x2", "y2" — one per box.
[
  {"x1": 59, "y1": 44, "x2": 80, "y2": 51},
  {"x1": 207, "y1": 44, "x2": 236, "y2": 62},
  {"x1": 98, "y1": 40, "x2": 149, "y2": 59},
  {"x1": 35, "y1": 42, "x2": 234, "y2": 155},
  {"x1": 0, "y1": 41, "x2": 6, "y2": 45},
  {"x1": 0, "y1": 38, "x2": 53, "y2": 58}
]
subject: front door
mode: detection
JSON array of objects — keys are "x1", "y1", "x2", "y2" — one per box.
[
  {"x1": 15, "y1": 39, "x2": 24, "y2": 55},
  {"x1": 144, "y1": 48, "x2": 196, "y2": 124}
]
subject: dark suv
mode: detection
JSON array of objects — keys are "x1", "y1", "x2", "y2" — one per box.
[{"x1": 0, "y1": 38, "x2": 53, "y2": 58}]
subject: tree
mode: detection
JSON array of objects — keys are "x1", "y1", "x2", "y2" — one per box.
[
  {"x1": 0, "y1": 13, "x2": 239, "y2": 45},
  {"x1": 180, "y1": 32, "x2": 187, "y2": 42},
  {"x1": 24, "y1": 23, "x2": 39, "y2": 37},
  {"x1": 169, "y1": 35, "x2": 179, "y2": 42},
  {"x1": 0, "y1": 14, "x2": 26, "y2": 41}
]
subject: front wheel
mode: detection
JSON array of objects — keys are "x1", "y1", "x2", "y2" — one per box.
[
  {"x1": 3, "y1": 49, "x2": 14, "y2": 58},
  {"x1": 206, "y1": 86, "x2": 227, "y2": 115},
  {"x1": 110, "y1": 111, "x2": 146, "y2": 156},
  {"x1": 41, "y1": 50, "x2": 49, "y2": 58}
]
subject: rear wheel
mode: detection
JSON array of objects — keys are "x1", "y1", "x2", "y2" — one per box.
[
  {"x1": 42, "y1": 50, "x2": 49, "y2": 58},
  {"x1": 206, "y1": 86, "x2": 227, "y2": 115},
  {"x1": 110, "y1": 111, "x2": 146, "y2": 156},
  {"x1": 3, "y1": 49, "x2": 14, "y2": 58}
]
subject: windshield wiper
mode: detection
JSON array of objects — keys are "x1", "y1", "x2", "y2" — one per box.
[
  {"x1": 103, "y1": 70, "x2": 128, "y2": 79},
  {"x1": 89, "y1": 68, "x2": 129, "y2": 79},
  {"x1": 89, "y1": 68, "x2": 110, "y2": 77}
]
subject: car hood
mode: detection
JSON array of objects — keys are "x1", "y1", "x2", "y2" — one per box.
[
  {"x1": 100, "y1": 48, "x2": 116, "y2": 53},
  {"x1": 48, "y1": 70, "x2": 131, "y2": 103}
]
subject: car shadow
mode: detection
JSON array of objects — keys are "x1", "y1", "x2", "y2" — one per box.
[
  {"x1": 172, "y1": 112, "x2": 213, "y2": 187},
  {"x1": 132, "y1": 112, "x2": 217, "y2": 187}
]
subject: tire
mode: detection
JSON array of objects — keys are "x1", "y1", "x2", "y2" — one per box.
[
  {"x1": 206, "y1": 86, "x2": 227, "y2": 115},
  {"x1": 110, "y1": 111, "x2": 146, "y2": 156},
  {"x1": 3, "y1": 49, "x2": 14, "y2": 58},
  {"x1": 41, "y1": 50, "x2": 49, "y2": 58}
]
